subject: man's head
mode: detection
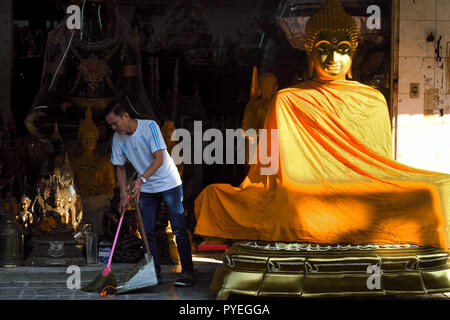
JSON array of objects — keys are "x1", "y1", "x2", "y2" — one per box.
[{"x1": 105, "y1": 100, "x2": 136, "y2": 135}]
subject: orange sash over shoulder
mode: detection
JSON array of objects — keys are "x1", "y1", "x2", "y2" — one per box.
[{"x1": 194, "y1": 80, "x2": 450, "y2": 249}]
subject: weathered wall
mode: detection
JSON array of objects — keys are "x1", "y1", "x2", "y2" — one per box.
[{"x1": 397, "y1": 0, "x2": 450, "y2": 173}]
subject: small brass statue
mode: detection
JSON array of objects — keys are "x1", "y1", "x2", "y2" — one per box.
[{"x1": 18, "y1": 195, "x2": 33, "y2": 230}]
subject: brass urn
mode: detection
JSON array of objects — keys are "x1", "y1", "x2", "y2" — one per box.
[{"x1": 0, "y1": 206, "x2": 24, "y2": 267}]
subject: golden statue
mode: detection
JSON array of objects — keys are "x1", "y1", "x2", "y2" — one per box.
[
  {"x1": 70, "y1": 107, "x2": 115, "y2": 198},
  {"x1": 161, "y1": 120, "x2": 177, "y2": 154},
  {"x1": 241, "y1": 67, "x2": 278, "y2": 164},
  {"x1": 242, "y1": 66, "x2": 278, "y2": 135},
  {"x1": 195, "y1": 0, "x2": 450, "y2": 299},
  {"x1": 18, "y1": 195, "x2": 33, "y2": 229},
  {"x1": 161, "y1": 120, "x2": 184, "y2": 178},
  {"x1": 53, "y1": 183, "x2": 70, "y2": 225},
  {"x1": 37, "y1": 158, "x2": 83, "y2": 231}
]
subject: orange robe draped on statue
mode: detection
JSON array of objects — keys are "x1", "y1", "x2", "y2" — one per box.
[{"x1": 194, "y1": 80, "x2": 450, "y2": 249}]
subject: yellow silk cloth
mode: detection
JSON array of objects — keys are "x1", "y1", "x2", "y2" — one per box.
[{"x1": 194, "y1": 80, "x2": 450, "y2": 249}]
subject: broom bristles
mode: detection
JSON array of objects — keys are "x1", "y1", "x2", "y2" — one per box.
[{"x1": 82, "y1": 271, "x2": 117, "y2": 293}]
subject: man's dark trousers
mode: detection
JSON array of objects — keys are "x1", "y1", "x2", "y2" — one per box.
[{"x1": 139, "y1": 184, "x2": 194, "y2": 276}]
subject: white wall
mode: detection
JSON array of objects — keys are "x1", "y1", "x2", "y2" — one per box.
[{"x1": 397, "y1": 0, "x2": 450, "y2": 173}]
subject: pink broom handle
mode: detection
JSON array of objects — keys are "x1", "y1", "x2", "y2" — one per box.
[{"x1": 102, "y1": 212, "x2": 125, "y2": 276}]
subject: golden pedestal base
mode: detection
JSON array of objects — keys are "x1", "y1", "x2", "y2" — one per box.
[{"x1": 211, "y1": 241, "x2": 450, "y2": 299}]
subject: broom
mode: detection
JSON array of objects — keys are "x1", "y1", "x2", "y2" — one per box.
[{"x1": 82, "y1": 210, "x2": 125, "y2": 293}]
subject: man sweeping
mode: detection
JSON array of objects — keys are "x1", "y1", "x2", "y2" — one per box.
[{"x1": 105, "y1": 100, "x2": 196, "y2": 287}]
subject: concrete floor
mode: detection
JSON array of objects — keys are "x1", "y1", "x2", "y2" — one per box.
[
  {"x1": 1, "y1": 252, "x2": 450, "y2": 301},
  {"x1": 0, "y1": 253, "x2": 221, "y2": 300}
]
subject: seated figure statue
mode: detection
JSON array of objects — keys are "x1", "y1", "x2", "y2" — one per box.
[
  {"x1": 70, "y1": 107, "x2": 115, "y2": 198},
  {"x1": 161, "y1": 120, "x2": 184, "y2": 178},
  {"x1": 241, "y1": 67, "x2": 278, "y2": 165},
  {"x1": 241, "y1": 67, "x2": 278, "y2": 137},
  {"x1": 194, "y1": 0, "x2": 450, "y2": 299}
]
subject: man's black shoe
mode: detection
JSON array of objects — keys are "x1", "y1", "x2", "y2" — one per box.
[{"x1": 174, "y1": 273, "x2": 196, "y2": 287}]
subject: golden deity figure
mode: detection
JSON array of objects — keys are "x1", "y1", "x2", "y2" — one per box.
[
  {"x1": 37, "y1": 157, "x2": 83, "y2": 231},
  {"x1": 53, "y1": 184, "x2": 70, "y2": 225},
  {"x1": 241, "y1": 66, "x2": 278, "y2": 136},
  {"x1": 161, "y1": 120, "x2": 184, "y2": 178},
  {"x1": 18, "y1": 195, "x2": 33, "y2": 229},
  {"x1": 70, "y1": 108, "x2": 115, "y2": 198},
  {"x1": 161, "y1": 120, "x2": 177, "y2": 154},
  {"x1": 194, "y1": 0, "x2": 450, "y2": 299},
  {"x1": 241, "y1": 67, "x2": 278, "y2": 164}
]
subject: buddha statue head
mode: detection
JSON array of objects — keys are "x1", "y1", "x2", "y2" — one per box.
[
  {"x1": 78, "y1": 107, "x2": 99, "y2": 153},
  {"x1": 304, "y1": 0, "x2": 359, "y2": 81}
]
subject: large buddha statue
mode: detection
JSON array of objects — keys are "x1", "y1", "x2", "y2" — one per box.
[
  {"x1": 195, "y1": 0, "x2": 450, "y2": 299},
  {"x1": 70, "y1": 108, "x2": 115, "y2": 198}
]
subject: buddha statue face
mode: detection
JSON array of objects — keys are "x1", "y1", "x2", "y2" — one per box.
[
  {"x1": 311, "y1": 30, "x2": 353, "y2": 81},
  {"x1": 80, "y1": 131, "x2": 98, "y2": 152},
  {"x1": 304, "y1": 0, "x2": 359, "y2": 81}
]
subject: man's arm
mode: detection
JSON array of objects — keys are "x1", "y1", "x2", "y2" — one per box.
[
  {"x1": 131, "y1": 149, "x2": 164, "y2": 201},
  {"x1": 142, "y1": 149, "x2": 164, "y2": 179},
  {"x1": 116, "y1": 165, "x2": 128, "y2": 214}
]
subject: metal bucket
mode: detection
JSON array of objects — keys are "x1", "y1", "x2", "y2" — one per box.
[{"x1": 0, "y1": 207, "x2": 24, "y2": 267}]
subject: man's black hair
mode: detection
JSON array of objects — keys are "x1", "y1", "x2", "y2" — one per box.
[{"x1": 104, "y1": 97, "x2": 137, "y2": 119}]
